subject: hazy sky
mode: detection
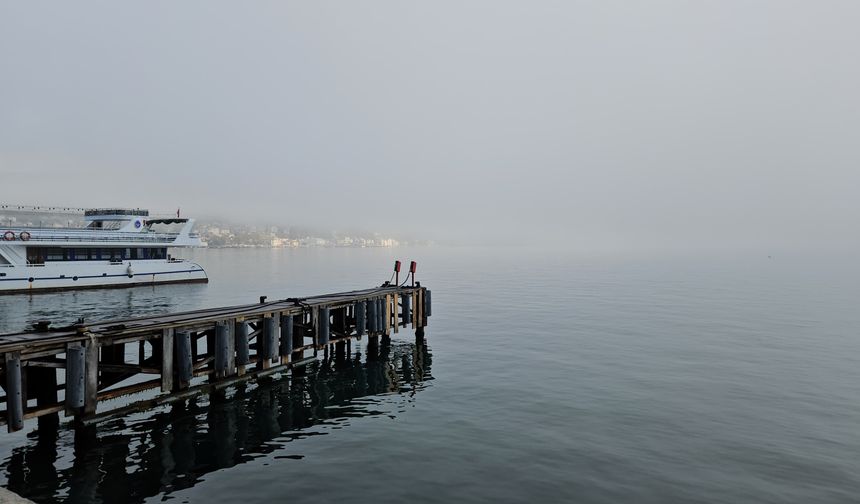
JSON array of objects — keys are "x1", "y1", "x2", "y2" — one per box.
[{"x1": 2, "y1": 1, "x2": 858, "y2": 251}]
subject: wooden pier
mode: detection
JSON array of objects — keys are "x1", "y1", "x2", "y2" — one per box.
[{"x1": 0, "y1": 284, "x2": 431, "y2": 432}]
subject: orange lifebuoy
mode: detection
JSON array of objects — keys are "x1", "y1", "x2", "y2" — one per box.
[
  {"x1": 2, "y1": 231, "x2": 14, "y2": 241},
  {"x1": 19, "y1": 231, "x2": 30, "y2": 241}
]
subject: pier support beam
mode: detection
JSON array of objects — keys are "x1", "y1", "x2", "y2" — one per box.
[
  {"x1": 291, "y1": 313, "x2": 304, "y2": 364},
  {"x1": 161, "y1": 328, "x2": 174, "y2": 392},
  {"x1": 260, "y1": 316, "x2": 277, "y2": 369},
  {"x1": 84, "y1": 336, "x2": 99, "y2": 416},
  {"x1": 401, "y1": 293, "x2": 411, "y2": 328},
  {"x1": 235, "y1": 321, "x2": 249, "y2": 376},
  {"x1": 5, "y1": 352, "x2": 23, "y2": 432},
  {"x1": 382, "y1": 297, "x2": 392, "y2": 344},
  {"x1": 176, "y1": 331, "x2": 192, "y2": 388},
  {"x1": 424, "y1": 289, "x2": 432, "y2": 318},
  {"x1": 66, "y1": 344, "x2": 86, "y2": 415},
  {"x1": 356, "y1": 301, "x2": 366, "y2": 337},
  {"x1": 367, "y1": 300, "x2": 377, "y2": 334},
  {"x1": 318, "y1": 307, "x2": 330, "y2": 348},
  {"x1": 380, "y1": 298, "x2": 387, "y2": 335},
  {"x1": 280, "y1": 314, "x2": 293, "y2": 365},
  {"x1": 214, "y1": 322, "x2": 230, "y2": 378},
  {"x1": 31, "y1": 366, "x2": 59, "y2": 428}
]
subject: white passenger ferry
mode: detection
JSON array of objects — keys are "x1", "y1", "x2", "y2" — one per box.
[{"x1": 0, "y1": 208, "x2": 207, "y2": 294}]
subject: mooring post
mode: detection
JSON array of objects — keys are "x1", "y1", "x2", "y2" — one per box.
[
  {"x1": 161, "y1": 328, "x2": 174, "y2": 392},
  {"x1": 356, "y1": 301, "x2": 366, "y2": 337},
  {"x1": 176, "y1": 331, "x2": 192, "y2": 388},
  {"x1": 5, "y1": 351, "x2": 23, "y2": 432},
  {"x1": 65, "y1": 343, "x2": 85, "y2": 415},
  {"x1": 318, "y1": 307, "x2": 330, "y2": 348},
  {"x1": 280, "y1": 314, "x2": 293, "y2": 365},
  {"x1": 83, "y1": 335, "x2": 99, "y2": 416},
  {"x1": 214, "y1": 322, "x2": 230, "y2": 378},
  {"x1": 235, "y1": 320, "x2": 249, "y2": 376}
]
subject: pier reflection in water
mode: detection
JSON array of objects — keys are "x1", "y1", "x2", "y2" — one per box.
[{"x1": 2, "y1": 336, "x2": 432, "y2": 504}]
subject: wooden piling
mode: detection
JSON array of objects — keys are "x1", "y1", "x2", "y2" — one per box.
[
  {"x1": 5, "y1": 352, "x2": 23, "y2": 432},
  {"x1": 279, "y1": 314, "x2": 293, "y2": 364},
  {"x1": 83, "y1": 336, "x2": 99, "y2": 416},
  {"x1": 425, "y1": 289, "x2": 432, "y2": 318},
  {"x1": 413, "y1": 290, "x2": 419, "y2": 328},
  {"x1": 161, "y1": 328, "x2": 174, "y2": 392},
  {"x1": 176, "y1": 331, "x2": 192, "y2": 387},
  {"x1": 32, "y1": 366, "x2": 59, "y2": 428},
  {"x1": 401, "y1": 293, "x2": 411, "y2": 328},
  {"x1": 65, "y1": 344, "x2": 85, "y2": 414},
  {"x1": 235, "y1": 320, "x2": 249, "y2": 375},
  {"x1": 356, "y1": 301, "x2": 366, "y2": 336},
  {"x1": 261, "y1": 315, "x2": 277, "y2": 369},
  {"x1": 367, "y1": 299, "x2": 377, "y2": 334},
  {"x1": 389, "y1": 295, "x2": 397, "y2": 334},
  {"x1": 318, "y1": 307, "x2": 330, "y2": 348},
  {"x1": 214, "y1": 322, "x2": 230, "y2": 378}
]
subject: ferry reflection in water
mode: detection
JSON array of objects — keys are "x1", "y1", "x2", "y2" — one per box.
[{"x1": 2, "y1": 337, "x2": 432, "y2": 504}]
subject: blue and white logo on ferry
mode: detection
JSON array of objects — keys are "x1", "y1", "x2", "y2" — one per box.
[{"x1": 134, "y1": 220, "x2": 142, "y2": 228}]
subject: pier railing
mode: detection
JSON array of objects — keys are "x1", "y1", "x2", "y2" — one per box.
[{"x1": 0, "y1": 284, "x2": 431, "y2": 432}]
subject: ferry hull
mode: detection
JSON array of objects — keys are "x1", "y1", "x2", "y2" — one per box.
[{"x1": 0, "y1": 260, "x2": 208, "y2": 295}]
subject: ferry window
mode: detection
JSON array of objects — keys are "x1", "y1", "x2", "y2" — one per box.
[
  {"x1": 27, "y1": 248, "x2": 45, "y2": 265},
  {"x1": 46, "y1": 248, "x2": 64, "y2": 261},
  {"x1": 74, "y1": 248, "x2": 91, "y2": 260}
]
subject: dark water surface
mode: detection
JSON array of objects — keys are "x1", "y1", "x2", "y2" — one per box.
[{"x1": 1, "y1": 247, "x2": 859, "y2": 503}]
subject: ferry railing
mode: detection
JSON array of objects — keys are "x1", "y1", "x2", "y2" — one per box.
[{"x1": 0, "y1": 227, "x2": 200, "y2": 244}]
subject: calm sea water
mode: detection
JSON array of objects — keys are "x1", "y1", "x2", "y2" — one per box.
[{"x1": 1, "y1": 247, "x2": 859, "y2": 503}]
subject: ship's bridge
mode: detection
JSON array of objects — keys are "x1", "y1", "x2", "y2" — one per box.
[{"x1": 85, "y1": 208, "x2": 150, "y2": 232}]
